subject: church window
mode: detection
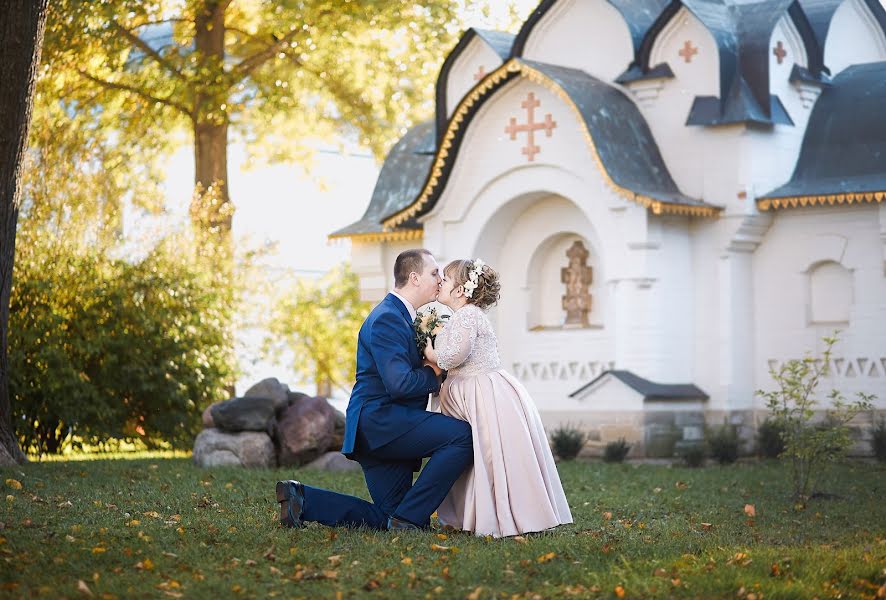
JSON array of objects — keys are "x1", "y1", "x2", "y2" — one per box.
[{"x1": 808, "y1": 261, "x2": 852, "y2": 324}]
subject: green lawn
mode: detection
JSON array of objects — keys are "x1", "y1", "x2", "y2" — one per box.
[{"x1": 1, "y1": 457, "x2": 884, "y2": 599}]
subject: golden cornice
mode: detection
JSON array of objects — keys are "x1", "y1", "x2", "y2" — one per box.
[
  {"x1": 758, "y1": 191, "x2": 886, "y2": 211},
  {"x1": 328, "y1": 229, "x2": 423, "y2": 243},
  {"x1": 382, "y1": 59, "x2": 720, "y2": 228}
]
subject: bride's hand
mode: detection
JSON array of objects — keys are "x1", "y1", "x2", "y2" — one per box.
[
  {"x1": 423, "y1": 359, "x2": 442, "y2": 376},
  {"x1": 423, "y1": 338, "x2": 437, "y2": 363}
]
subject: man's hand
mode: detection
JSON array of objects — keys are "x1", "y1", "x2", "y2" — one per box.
[
  {"x1": 423, "y1": 359, "x2": 442, "y2": 377},
  {"x1": 423, "y1": 338, "x2": 438, "y2": 363}
]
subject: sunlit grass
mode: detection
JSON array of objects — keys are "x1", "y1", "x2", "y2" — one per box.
[{"x1": 1, "y1": 458, "x2": 884, "y2": 598}]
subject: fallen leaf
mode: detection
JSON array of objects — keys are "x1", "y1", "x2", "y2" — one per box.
[
  {"x1": 401, "y1": 557, "x2": 412, "y2": 565},
  {"x1": 513, "y1": 536, "x2": 527, "y2": 544},
  {"x1": 58, "y1": 500, "x2": 73, "y2": 508},
  {"x1": 435, "y1": 533, "x2": 448, "y2": 541},
  {"x1": 675, "y1": 481, "x2": 688, "y2": 490},
  {"x1": 615, "y1": 584, "x2": 625, "y2": 598},
  {"x1": 653, "y1": 568, "x2": 667, "y2": 577},
  {"x1": 77, "y1": 580, "x2": 93, "y2": 597},
  {"x1": 653, "y1": 487, "x2": 662, "y2": 494},
  {"x1": 269, "y1": 566, "x2": 282, "y2": 576},
  {"x1": 327, "y1": 555, "x2": 342, "y2": 566},
  {"x1": 700, "y1": 522, "x2": 713, "y2": 530},
  {"x1": 322, "y1": 570, "x2": 338, "y2": 579},
  {"x1": 466, "y1": 587, "x2": 483, "y2": 600},
  {"x1": 91, "y1": 546, "x2": 106, "y2": 554},
  {"x1": 770, "y1": 562, "x2": 781, "y2": 577},
  {"x1": 135, "y1": 558, "x2": 155, "y2": 571},
  {"x1": 602, "y1": 511, "x2": 613, "y2": 520},
  {"x1": 537, "y1": 552, "x2": 556, "y2": 563},
  {"x1": 430, "y1": 544, "x2": 455, "y2": 552},
  {"x1": 143, "y1": 511, "x2": 160, "y2": 519},
  {"x1": 744, "y1": 504, "x2": 756, "y2": 517},
  {"x1": 4, "y1": 479, "x2": 22, "y2": 491}
]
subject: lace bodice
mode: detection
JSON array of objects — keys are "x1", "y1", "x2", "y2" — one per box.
[{"x1": 434, "y1": 304, "x2": 501, "y2": 377}]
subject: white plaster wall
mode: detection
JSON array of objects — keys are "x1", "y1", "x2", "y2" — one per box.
[
  {"x1": 824, "y1": 0, "x2": 886, "y2": 75},
  {"x1": 632, "y1": 7, "x2": 720, "y2": 200},
  {"x1": 446, "y1": 38, "x2": 504, "y2": 119},
  {"x1": 770, "y1": 14, "x2": 819, "y2": 138},
  {"x1": 753, "y1": 205, "x2": 886, "y2": 408},
  {"x1": 520, "y1": 0, "x2": 634, "y2": 82},
  {"x1": 350, "y1": 239, "x2": 421, "y2": 303}
]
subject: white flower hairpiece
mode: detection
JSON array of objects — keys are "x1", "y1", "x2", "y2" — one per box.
[{"x1": 463, "y1": 258, "x2": 485, "y2": 298}]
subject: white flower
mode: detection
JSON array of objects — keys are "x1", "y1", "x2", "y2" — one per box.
[{"x1": 463, "y1": 280, "x2": 477, "y2": 297}]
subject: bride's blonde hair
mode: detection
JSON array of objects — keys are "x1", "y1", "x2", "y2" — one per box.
[{"x1": 444, "y1": 259, "x2": 501, "y2": 309}]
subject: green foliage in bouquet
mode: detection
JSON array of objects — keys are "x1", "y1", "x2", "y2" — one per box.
[{"x1": 413, "y1": 308, "x2": 449, "y2": 357}]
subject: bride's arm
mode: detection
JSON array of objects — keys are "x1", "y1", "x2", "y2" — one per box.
[{"x1": 433, "y1": 308, "x2": 478, "y2": 370}]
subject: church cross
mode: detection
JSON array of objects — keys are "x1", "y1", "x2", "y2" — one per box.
[
  {"x1": 678, "y1": 40, "x2": 698, "y2": 63},
  {"x1": 561, "y1": 240, "x2": 593, "y2": 327},
  {"x1": 773, "y1": 41, "x2": 787, "y2": 64},
  {"x1": 473, "y1": 65, "x2": 487, "y2": 81},
  {"x1": 504, "y1": 92, "x2": 557, "y2": 162}
]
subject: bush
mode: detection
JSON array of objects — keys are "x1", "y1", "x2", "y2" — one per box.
[
  {"x1": 757, "y1": 333, "x2": 874, "y2": 499},
  {"x1": 707, "y1": 422, "x2": 741, "y2": 464},
  {"x1": 756, "y1": 418, "x2": 786, "y2": 458},
  {"x1": 678, "y1": 443, "x2": 705, "y2": 468},
  {"x1": 871, "y1": 418, "x2": 886, "y2": 462},
  {"x1": 10, "y1": 231, "x2": 237, "y2": 455},
  {"x1": 603, "y1": 438, "x2": 631, "y2": 463},
  {"x1": 550, "y1": 424, "x2": 586, "y2": 461}
]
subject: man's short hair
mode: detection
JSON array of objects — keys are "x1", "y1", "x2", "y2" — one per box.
[{"x1": 394, "y1": 249, "x2": 432, "y2": 288}]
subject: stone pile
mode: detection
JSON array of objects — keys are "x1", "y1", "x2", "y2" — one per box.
[{"x1": 192, "y1": 377, "x2": 359, "y2": 471}]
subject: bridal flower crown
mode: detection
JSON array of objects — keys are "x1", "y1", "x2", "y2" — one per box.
[{"x1": 463, "y1": 258, "x2": 485, "y2": 298}]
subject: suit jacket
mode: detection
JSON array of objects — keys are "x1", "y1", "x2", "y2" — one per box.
[{"x1": 341, "y1": 293, "x2": 441, "y2": 458}]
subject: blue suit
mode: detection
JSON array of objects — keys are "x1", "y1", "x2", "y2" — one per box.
[{"x1": 298, "y1": 294, "x2": 473, "y2": 529}]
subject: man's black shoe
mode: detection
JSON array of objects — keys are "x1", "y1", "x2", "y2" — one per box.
[
  {"x1": 387, "y1": 516, "x2": 421, "y2": 531},
  {"x1": 276, "y1": 480, "x2": 305, "y2": 528}
]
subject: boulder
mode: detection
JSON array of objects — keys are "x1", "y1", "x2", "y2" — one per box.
[
  {"x1": 304, "y1": 451, "x2": 361, "y2": 472},
  {"x1": 329, "y1": 408, "x2": 346, "y2": 451},
  {"x1": 201, "y1": 403, "x2": 216, "y2": 428},
  {"x1": 210, "y1": 396, "x2": 275, "y2": 432},
  {"x1": 193, "y1": 428, "x2": 275, "y2": 468},
  {"x1": 276, "y1": 395, "x2": 337, "y2": 466},
  {"x1": 244, "y1": 377, "x2": 290, "y2": 412}
]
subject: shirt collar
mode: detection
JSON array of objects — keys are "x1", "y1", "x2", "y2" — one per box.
[{"x1": 390, "y1": 290, "x2": 417, "y2": 321}]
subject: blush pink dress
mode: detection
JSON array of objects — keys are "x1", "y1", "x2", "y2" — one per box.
[{"x1": 433, "y1": 303, "x2": 573, "y2": 537}]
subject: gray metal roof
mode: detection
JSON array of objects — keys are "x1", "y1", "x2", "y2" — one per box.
[{"x1": 570, "y1": 369, "x2": 709, "y2": 400}]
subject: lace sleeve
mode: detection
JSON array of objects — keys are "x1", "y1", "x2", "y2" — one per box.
[{"x1": 434, "y1": 306, "x2": 479, "y2": 370}]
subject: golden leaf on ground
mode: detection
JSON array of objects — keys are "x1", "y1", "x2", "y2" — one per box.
[
  {"x1": 675, "y1": 481, "x2": 688, "y2": 490},
  {"x1": 876, "y1": 582, "x2": 886, "y2": 598},
  {"x1": 269, "y1": 566, "x2": 282, "y2": 576},
  {"x1": 245, "y1": 559, "x2": 256, "y2": 566},
  {"x1": 128, "y1": 520, "x2": 140, "y2": 527},
  {"x1": 653, "y1": 568, "x2": 667, "y2": 577},
  {"x1": 143, "y1": 511, "x2": 160, "y2": 519},
  {"x1": 430, "y1": 544, "x2": 454, "y2": 552},
  {"x1": 700, "y1": 522, "x2": 713, "y2": 530},
  {"x1": 77, "y1": 580, "x2": 93, "y2": 597},
  {"x1": 614, "y1": 584, "x2": 626, "y2": 598},
  {"x1": 744, "y1": 504, "x2": 756, "y2": 517},
  {"x1": 91, "y1": 546, "x2": 106, "y2": 554},
  {"x1": 58, "y1": 500, "x2": 73, "y2": 508},
  {"x1": 466, "y1": 586, "x2": 483, "y2": 600},
  {"x1": 727, "y1": 552, "x2": 752, "y2": 567},
  {"x1": 435, "y1": 533, "x2": 448, "y2": 540},
  {"x1": 401, "y1": 557, "x2": 412, "y2": 565},
  {"x1": 537, "y1": 552, "x2": 556, "y2": 563},
  {"x1": 322, "y1": 570, "x2": 338, "y2": 579},
  {"x1": 653, "y1": 487, "x2": 662, "y2": 494},
  {"x1": 513, "y1": 536, "x2": 527, "y2": 544},
  {"x1": 5, "y1": 496, "x2": 13, "y2": 504},
  {"x1": 602, "y1": 511, "x2": 613, "y2": 520},
  {"x1": 135, "y1": 558, "x2": 155, "y2": 571},
  {"x1": 770, "y1": 562, "x2": 781, "y2": 576},
  {"x1": 327, "y1": 555, "x2": 342, "y2": 566},
  {"x1": 5, "y1": 479, "x2": 22, "y2": 490}
]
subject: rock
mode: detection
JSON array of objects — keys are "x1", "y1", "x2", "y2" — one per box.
[
  {"x1": 276, "y1": 395, "x2": 336, "y2": 466},
  {"x1": 244, "y1": 377, "x2": 289, "y2": 412},
  {"x1": 193, "y1": 428, "x2": 275, "y2": 468},
  {"x1": 210, "y1": 396, "x2": 276, "y2": 432},
  {"x1": 201, "y1": 403, "x2": 216, "y2": 428},
  {"x1": 329, "y1": 408, "x2": 346, "y2": 451},
  {"x1": 304, "y1": 451, "x2": 361, "y2": 472}
]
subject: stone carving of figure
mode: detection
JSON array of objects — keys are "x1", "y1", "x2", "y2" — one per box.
[{"x1": 560, "y1": 240, "x2": 593, "y2": 327}]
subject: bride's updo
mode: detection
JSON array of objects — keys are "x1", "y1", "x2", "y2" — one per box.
[{"x1": 444, "y1": 259, "x2": 501, "y2": 309}]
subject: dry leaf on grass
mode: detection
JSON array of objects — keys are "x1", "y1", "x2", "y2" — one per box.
[
  {"x1": 77, "y1": 580, "x2": 93, "y2": 597},
  {"x1": 5, "y1": 479, "x2": 22, "y2": 491},
  {"x1": 744, "y1": 504, "x2": 756, "y2": 517}
]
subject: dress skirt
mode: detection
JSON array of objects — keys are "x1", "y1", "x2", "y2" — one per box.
[{"x1": 435, "y1": 368, "x2": 573, "y2": 537}]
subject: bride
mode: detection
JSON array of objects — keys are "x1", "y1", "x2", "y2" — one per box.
[{"x1": 424, "y1": 258, "x2": 572, "y2": 537}]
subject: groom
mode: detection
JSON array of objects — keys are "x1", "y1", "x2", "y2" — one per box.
[{"x1": 276, "y1": 249, "x2": 473, "y2": 530}]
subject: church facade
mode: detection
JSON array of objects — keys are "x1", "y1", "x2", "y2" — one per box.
[{"x1": 331, "y1": 0, "x2": 886, "y2": 456}]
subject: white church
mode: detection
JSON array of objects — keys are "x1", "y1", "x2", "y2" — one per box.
[{"x1": 331, "y1": 0, "x2": 886, "y2": 456}]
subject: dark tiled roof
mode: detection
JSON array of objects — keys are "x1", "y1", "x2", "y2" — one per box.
[
  {"x1": 329, "y1": 122, "x2": 433, "y2": 237},
  {"x1": 570, "y1": 370, "x2": 709, "y2": 400},
  {"x1": 760, "y1": 61, "x2": 886, "y2": 200}
]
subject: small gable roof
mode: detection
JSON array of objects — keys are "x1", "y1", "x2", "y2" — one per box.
[
  {"x1": 328, "y1": 121, "x2": 433, "y2": 241},
  {"x1": 759, "y1": 61, "x2": 886, "y2": 210},
  {"x1": 570, "y1": 369, "x2": 709, "y2": 400}
]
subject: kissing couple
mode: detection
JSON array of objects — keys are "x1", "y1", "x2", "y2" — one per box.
[{"x1": 276, "y1": 249, "x2": 572, "y2": 538}]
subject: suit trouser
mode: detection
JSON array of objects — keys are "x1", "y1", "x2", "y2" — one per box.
[{"x1": 299, "y1": 412, "x2": 473, "y2": 529}]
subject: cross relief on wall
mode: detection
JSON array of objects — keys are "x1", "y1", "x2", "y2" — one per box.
[
  {"x1": 561, "y1": 240, "x2": 593, "y2": 327},
  {"x1": 505, "y1": 92, "x2": 557, "y2": 162},
  {"x1": 678, "y1": 40, "x2": 698, "y2": 63}
]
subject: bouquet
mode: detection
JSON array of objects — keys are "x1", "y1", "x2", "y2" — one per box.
[{"x1": 413, "y1": 307, "x2": 449, "y2": 357}]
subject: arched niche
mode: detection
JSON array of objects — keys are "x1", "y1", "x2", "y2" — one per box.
[{"x1": 807, "y1": 260, "x2": 853, "y2": 325}]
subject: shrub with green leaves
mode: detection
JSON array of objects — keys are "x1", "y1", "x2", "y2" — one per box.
[
  {"x1": 756, "y1": 418, "x2": 786, "y2": 459},
  {"x1": 10, "y1": 230, "x2": 237, "y2": 455},
  {"x1": 871, "y1": 417, "x2": 886, "y2": 463},
  {"x1": 756, "y1": 333, "x2": 874, "y2": 499},
  {"x1": 549, "y1": 424, "x2": 586, "y2": 461},
  {"x1": 678, "y1": 443, "x2": 705, "y2": 468},
  {"x1": 603, "y1": 438, "x2": 631, "y2": 463},
  {"x1": 707, "y1": 422, "x2": 741, "y2": 465}
]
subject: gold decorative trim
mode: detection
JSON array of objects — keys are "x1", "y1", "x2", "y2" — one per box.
[
  {"x1": 327, "y1": 229, "x2": 423, "y2": 243},
  {"x1": 758, "y1": 191, "x2": 886, "y2": 211},
  {"x1": 383, "y1": 58, "x2": 720, "y2": 228}
]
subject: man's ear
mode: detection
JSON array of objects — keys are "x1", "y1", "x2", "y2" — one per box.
[{"x1": 409, "y1": 271, "x2": 420, "y2": 286}]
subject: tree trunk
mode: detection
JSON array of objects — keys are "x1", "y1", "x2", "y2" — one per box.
[
  {"x1": 192, "y1": 0, "x2": 232, "y2": 235},
  {"x1": 0, "y1": 0, "x2": 50, "y2": 466}
]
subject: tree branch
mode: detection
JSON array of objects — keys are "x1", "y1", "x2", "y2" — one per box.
[
  {"x1": 232, "y1": 29, "x2": 299, "y2": 79},
  {"x1": 76, "y1": 69, "x2": 192, "y2": 118},
  {"x1": 111, "y1": 20, "x2": 188, "y2": 83}
]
